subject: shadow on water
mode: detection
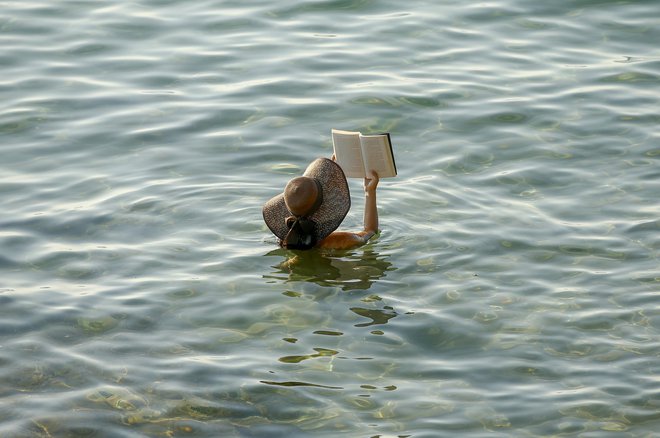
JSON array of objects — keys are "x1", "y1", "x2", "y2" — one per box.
[{"x1": 262, "y1": 245, "x2": 396, "y2": 292}]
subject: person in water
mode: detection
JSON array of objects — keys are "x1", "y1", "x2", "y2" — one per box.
[{"x1": 263, "y1": 156, "x2": 379, "y2": 250}]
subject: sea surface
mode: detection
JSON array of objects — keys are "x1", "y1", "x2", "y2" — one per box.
[{"x1": 1, "y1": 0, "x2": 659, "y2": 437}]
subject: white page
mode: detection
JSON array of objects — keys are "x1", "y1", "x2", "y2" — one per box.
[
  {"x1": 332, "y1": 129, "x2": 366, "y2": 178},
  {"x1": 360, "y1": 134, "x2": 397, "y2": 178}
]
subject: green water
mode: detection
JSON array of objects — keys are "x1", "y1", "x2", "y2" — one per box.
[{"x1": 1, "y1": 0, "x2": 659, "y2": 436}]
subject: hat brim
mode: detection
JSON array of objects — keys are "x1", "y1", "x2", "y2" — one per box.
[{"x1": 263, "y1": 158, "x2": 350, "y2": 243}]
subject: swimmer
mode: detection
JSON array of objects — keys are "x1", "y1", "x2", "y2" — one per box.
[{"x1": 263, "y1": 156, "x2": 379, "y2": 250}]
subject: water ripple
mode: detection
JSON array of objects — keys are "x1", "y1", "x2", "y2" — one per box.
[{"x1": 1, "y1": 0, "x2": 659, "y2": 436}]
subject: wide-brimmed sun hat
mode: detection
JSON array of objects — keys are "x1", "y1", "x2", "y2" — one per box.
[{"x1": 263, "y1": 158, "x2": 350, "y2": 246}]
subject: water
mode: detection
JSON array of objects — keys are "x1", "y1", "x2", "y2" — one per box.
[{"x1": 1, "y1": 0, "x2": 659, "y2": 436}]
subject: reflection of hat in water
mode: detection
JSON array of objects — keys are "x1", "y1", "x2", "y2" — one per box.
[{"x1": 263, "y1": 158, "x2": 350, "y2": 247}]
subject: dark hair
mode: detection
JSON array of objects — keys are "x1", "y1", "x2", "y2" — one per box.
[{"x1": 282, "y1": 216, "x2": 318, "y2": 250}]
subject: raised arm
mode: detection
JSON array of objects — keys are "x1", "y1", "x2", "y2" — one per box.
[
  {"x1": 362, "y1": 170, "x2": 379, "y2": 238},
  {"x1": 319, "y1": 169, "x2": 379, "y2": 249}
]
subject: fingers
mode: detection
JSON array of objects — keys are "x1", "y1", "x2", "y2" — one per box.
[
  {"x1": 364, "y1": 170, "x2": 379, "y2": 192},
  {"x1": 365, "y1": 170, "x2": 379, "y2": 184}
]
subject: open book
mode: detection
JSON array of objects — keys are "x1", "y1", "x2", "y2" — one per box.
[{"x1": 331, "y1": 129, "x2": 397, "y2": 179}]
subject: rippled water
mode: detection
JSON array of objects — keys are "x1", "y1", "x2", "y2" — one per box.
[{"x1": 1, "y1": 0, "x2": 659, "y2": 436}]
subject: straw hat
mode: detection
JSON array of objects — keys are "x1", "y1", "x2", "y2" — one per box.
[{"x1": 263, "y1": 158, "x2": 350, "y2": 247}]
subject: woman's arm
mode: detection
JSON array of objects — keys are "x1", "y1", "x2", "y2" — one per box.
[
  {"x1": 319, "y1": 170, "x2": 379, "y2": 249},
  {"x1": 362, "y1": 170, "x2": 379, "y2": 238}
]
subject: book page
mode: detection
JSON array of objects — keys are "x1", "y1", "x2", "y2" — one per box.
[
  {"x1": 359, "y1": 133, "x2": 397, "y2": 178},
  {"x1": 332, "y1": 129, "x2": 366, "y2": 178}
]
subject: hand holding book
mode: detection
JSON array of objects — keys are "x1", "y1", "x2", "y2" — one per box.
[{"x1": 364, "y1": 170, "x2": 379, "y2": 194}]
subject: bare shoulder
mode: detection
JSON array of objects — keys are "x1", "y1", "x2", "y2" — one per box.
[{"x1": 318, "y1": 230, "x2": 376, "y2": 250}]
